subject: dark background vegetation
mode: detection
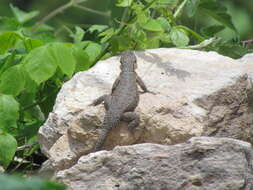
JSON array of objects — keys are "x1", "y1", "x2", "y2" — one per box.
[{"x1": 0, "y1": 0, "x2": 252, "y2": 41}]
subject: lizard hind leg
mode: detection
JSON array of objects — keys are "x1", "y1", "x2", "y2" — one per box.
[{"x1": 122, "y1": 112, "x2": 140, "y2": 130}]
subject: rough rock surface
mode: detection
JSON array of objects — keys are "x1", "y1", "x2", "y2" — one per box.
[
  {"x1": 238, "y1": 53, "x2": 253, "y2": 112},
  {"x1": 38, "y1": 49, "x2": 253, "y2": 170},
  {"x1": 56, "y1": 137, "x2": 253, "y2": 190},
  {"x1": 238, "y1": 53, "x2": 253, "y2": 64}
]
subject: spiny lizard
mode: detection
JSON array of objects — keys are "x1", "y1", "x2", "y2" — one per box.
[{"x1": 90, "y1": 51, "x2": 149, "y2": 151}]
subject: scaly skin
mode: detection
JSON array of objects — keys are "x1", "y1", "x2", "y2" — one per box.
[{"x1": 91, "y1": 51, "x2": 149, "y2": 151}]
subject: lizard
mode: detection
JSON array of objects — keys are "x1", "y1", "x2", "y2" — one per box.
[{"x1": 90, "y1": 50, "x2": 149, "y2": 151}]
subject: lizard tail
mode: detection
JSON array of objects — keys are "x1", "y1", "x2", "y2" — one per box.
[{"x1": 94, "y1": 111, "x2": 122, "y2": 151}]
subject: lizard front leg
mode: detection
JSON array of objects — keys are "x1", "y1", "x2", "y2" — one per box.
[
  {"x1": 111, "y1": 77, "x2": 120, "y2": 93},
  {"x1": 136, "y1": 75, "x2": 148, "y2": 92},
  {"x1": 122, "y1": 112, "x2": 140, "y2": 130},
  {"x1": 90, "y1": 94, "x2": 108, "y2": 106},
  {"x1": 137, "y1": 75, "x2": 155, "y2": 94}
]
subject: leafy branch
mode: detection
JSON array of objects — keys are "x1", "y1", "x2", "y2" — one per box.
[{"x1": 92, "y1": 0, "x2": 160, "y2": 65}]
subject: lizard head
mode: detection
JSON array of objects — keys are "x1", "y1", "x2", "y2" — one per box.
[{"x1": 120, "y1": 51, "x2": 137, "y2": 71}]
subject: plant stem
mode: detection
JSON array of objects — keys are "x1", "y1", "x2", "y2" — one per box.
[
  {"x1": 177, "y1": 25, "x2": 205, "y2": 41},
  {"x1": 17, "y1": 142, "x2": 39, "y2": 151},
  {"x1": 120, "y1": 7, "x2": 129, "y2": 28},
  {"x1": 174, "y1": 0, "x2": 188, "y2": 19}
]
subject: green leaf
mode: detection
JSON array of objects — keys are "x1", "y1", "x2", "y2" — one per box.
[
  {"x1": 23, "y1": 43, "x2": 76, "y2": 84},
  {"x1": 10, "y1": 4, "x2": 39, "y2": 24},
  {"x1": 99, "y1": 28, "x2": 115, "y2": 43},
  {"x1": 0, "y1": 94, "x2": 19, "y2": 133},
  {"x1": 156, "y1": 17, "x2": 171, "y2": 31},
  {"x1": 202, "y1": 25, "x2": 225, "y2": 37},
  {"x1": 0, "y1": 51, "x2": 17, "y2": 75},
  {"x1": 137, "y1": 13, "x2": 149, "y2": 25},
  {"x1": 0, "y1": 65, "x2": 25, "y2": 96},
  {"x1": 70, "y1": 26, "x2": 85, "y2": 43},
  {"x1": 116, "y1": 0, "x2": 133, "y2": 7},
  {"x1": 185, "y1": 0, "x2": 200, "y2": 17},
  {"x1": 215, "y1": 42, "x2": 251, "y2": 59},
  {"x1": 199, "y1": 1, "x2": 236, "y2": 31},
  {"x1": 23, "y1": 70, "x2": 38, "y2": 93},
  {"x1": 0, "y1": 32, "x2": 21, "y2": 54},
  {"x1": 132, "y1": 2, "x2": 148, "y2": 24},
  {"x1": 160, "y1": 33, "x2": 171, "y2": 43},
  {"x1": 23, "y1": 45, "x2": 57, "y2": 84},
  {"x1": 48, "y1": 43, "x2": 76, "y2": 77},
  {"x1": 81, "y1": 41, "x2": 102, "y2": 63},
  {"x1": 24, "y1": 38, "x2": 44, "y2": 52},
  {"x1": 88, "y1": 25, "x2": 108, "y2": 33},
  {"x1": 72, "y1": 47, "x2": 90, "y2": 71},
  {"x1": 145, "y1": 37, "x2": 160, "y2": 48},
  {"x1": 131, "y1": 30, "x2": 147, "y2": 49},
  {"x1": 142, "y1": 19, "x2": 164, "y2": 32},
  {"x1": 111, "y1": 35, "x2": 132, "y2": 52},
  {"x1": 0, "y1": 132, "x2": 17, "y2": 168},
  {"x1": 0, "y1": 17, "x2": 21, "y2": 30},
  {"x1": 170, "y1": 27, "x2": 189, "y2": 47},
  {"x1": 25, "y1": 105, "x2": 45, "y2": 122},
  {"x1": 17, "y1": 122, "x2": 41, "y2": 141}
]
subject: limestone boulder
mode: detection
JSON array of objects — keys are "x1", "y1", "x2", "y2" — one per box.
[
  {"x1": 56, "y1": 137, "x2": 253, "y2": 190},
  {"x1": 38, "y1": 48, "x2": 253, "y2": 170}
]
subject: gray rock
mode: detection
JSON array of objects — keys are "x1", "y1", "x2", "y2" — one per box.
[
  {"x1": 56, "y1": 137, "x2": 253, "y2": 190},
  {"x1": 38, "y1": 49, "x2": 253, "y2": 170}
]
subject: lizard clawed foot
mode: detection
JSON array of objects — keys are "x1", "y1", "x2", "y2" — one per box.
[
  {"x1": 128, "y1": 122, "x2": 139, "y2": 131},
  {"x1": 146, "y1": 90, "x2": 156, "y2": 95}
]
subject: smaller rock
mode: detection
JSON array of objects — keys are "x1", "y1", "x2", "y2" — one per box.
[{"x1": 56, "y1": 137, "x2": 253, "y2": 190}]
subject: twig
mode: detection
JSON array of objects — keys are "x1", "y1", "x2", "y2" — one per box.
[
  {"x1": 73, "y1": 4, "x2": 110, "y2": 17},
  {"x1": 33, "y1": 0, "x2": 74, "y2": 30},
  {"x1": 17, "y1": 142, "x2": 39, "y2": 151},
  {"x1": 242, "y1": 39, "x2": 253, "y2": 44},
  {"x1": 10, "y1": 142, "x2": 39, "y2": 173},
  {"x1": 33, "y1": 0, "x2": 107, "y2": 30},
  {"x1": 10, "y1": 158, "x2": 25, "y2": 173}
]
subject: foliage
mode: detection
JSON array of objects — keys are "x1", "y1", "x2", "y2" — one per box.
[
  {"x1": 0, "y1": 0, "x2": 252, "y2": 175},
  {"x1": 0, "y1": 174, "x2": 66, "y2": 190}
]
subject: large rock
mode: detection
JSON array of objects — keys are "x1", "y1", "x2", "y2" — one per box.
[
  {"x1": 38, "y1": 48, "x2": 253, "y2": 170},
  {"x1": 56, "y1": 137, "x2": 253, "y2": 190}
]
